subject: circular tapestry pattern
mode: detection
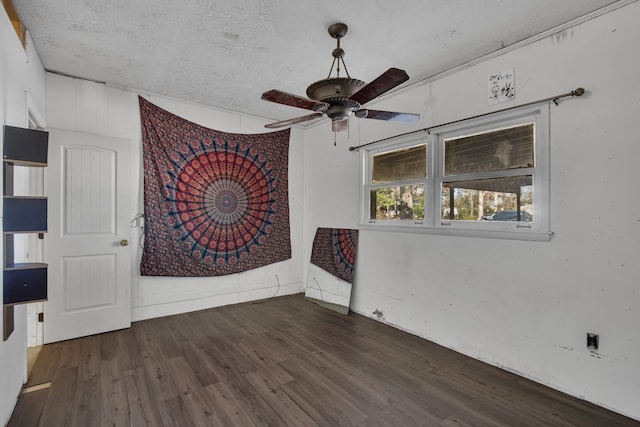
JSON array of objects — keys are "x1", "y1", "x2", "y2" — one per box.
[{"x1": 162, "y1": 139, "x2": 277, "y2": 266}]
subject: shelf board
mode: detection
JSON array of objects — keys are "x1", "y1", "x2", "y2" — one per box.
[
  {"x1": 3, "y1": 195, "x2": 47, "y2": 200},
  {"x1": 4, "y1": 262, "x2": 48, "y2": 271},
  {"x1": 3, "y1": 298, "x2": 47, "y2": 307},
  {"x1": 3, "y1": 159, "x2": 47, "y2": 167}
]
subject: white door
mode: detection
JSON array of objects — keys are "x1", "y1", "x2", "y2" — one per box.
[{"x1": 44, "y1": 128, "x2": 132, "y2": 343}]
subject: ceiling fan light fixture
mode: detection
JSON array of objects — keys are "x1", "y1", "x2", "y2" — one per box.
[
  {"x1": 326, "y1": 104, "x2": 351, "y2": 122},
  {"x1": 331, "y1": 117, "x2": 349, "y2": 134}
]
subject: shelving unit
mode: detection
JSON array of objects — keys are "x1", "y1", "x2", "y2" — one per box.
[{"x1": 2, "y1": 125, "x2": 48, "y2": 341}]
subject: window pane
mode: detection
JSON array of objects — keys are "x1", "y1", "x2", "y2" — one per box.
[
  {"x1": 370, "y1": 185, "x2": 424, "y2": 220},
  {"x1": 444, "y1": 124, "x2": 534, "y2": 176},
  {"x1": 441, "y1": 176, "x2": 533, "y2": 221},
  {"x1": 372, "y1": 144, "x2": 426, "y2": 184}
]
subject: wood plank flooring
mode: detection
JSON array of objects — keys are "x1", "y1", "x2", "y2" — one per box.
[{"x1": 8, "y1": 294, "x2": 639, "y2": 426}]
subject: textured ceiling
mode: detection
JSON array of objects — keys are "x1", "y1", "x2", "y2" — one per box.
[{"x1": 14, "y1": 0, "x2": 622, "y2": 124}]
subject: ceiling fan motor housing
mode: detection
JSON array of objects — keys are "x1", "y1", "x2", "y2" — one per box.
[{"x1": 306, "y1": 77, "x2": 365, "y2": 102}]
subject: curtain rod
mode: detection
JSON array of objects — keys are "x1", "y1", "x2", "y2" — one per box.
[{"x1": 348, "y1": 87, "x2": 585, "y2": 152}]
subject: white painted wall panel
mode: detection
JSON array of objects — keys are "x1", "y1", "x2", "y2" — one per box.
[
  {"x1": 303, "y1": 3, "x2": 640, "y2": 420},
  {"x1": 105, "y1": 88, "x2": 132, "y2": 139},
  {"x1": 74, "y1": 79, "x2": 108, "y2": 135},
  {"x1": 45, "y1": 73, "x2": 76, "y2": 131}
]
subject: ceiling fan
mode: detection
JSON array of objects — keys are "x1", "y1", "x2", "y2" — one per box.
[{"x1": 261, "y1": 22, "x2": 420, "y2": 133}]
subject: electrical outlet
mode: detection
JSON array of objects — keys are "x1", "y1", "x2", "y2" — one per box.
[{"x1": 587, "y1": 333, "x2": 599, "y2": 351}]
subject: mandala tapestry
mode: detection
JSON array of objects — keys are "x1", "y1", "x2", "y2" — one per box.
[
  {"x1": 310, "y1": 228, "x2": 359, "y2": 284},
  {"x1": 139, "y1": 97, "x2": 291, "y2": 276}
]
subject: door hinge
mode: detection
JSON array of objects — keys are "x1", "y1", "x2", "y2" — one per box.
[{"x1": 38, "y1": 312, "x2": 44, "y2": 322}]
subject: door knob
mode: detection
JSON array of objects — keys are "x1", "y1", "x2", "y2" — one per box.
[{"x1": 120, "y1": 239, "x2": 129, "y2": 247}]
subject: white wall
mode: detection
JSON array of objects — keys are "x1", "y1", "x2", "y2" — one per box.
[
  {"x1": 304, "y1": 2, "x2": 640, "y2": 420},
  {"x1": 0, "y1": 13, "x2": 47, "y2": 426},
  {"x1": 44, "y1": 76, "x2": 305, "y2": 323}
]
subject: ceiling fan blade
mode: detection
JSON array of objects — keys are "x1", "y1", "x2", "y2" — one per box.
[
  {"x1": 355, "y1": 109, "x2": 420, "y2": 123},
  {"x1": 349, "y1": 68, "x2": 410, "y2": 105},
  {"x1": 332, "y1": 119, "x2": 349, "y2": 133},
  {"x1": 261, "y1": 89, "x2": 329, "y2": 112},
  {"x1": 264, "y1": 113, "x2": 324, "y2": 129}
]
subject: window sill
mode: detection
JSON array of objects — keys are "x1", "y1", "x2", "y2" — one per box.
[{"x1": 358, "y1": 223, "x2": 554, "y2": 242}]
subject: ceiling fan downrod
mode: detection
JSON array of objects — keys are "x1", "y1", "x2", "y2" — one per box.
[{"x1": 327, "y1": 23, "x2": 350, "y2": 79}]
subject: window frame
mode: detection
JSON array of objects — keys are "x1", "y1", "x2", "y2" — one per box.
[
  {"x1": 365, "y1": 135, "x2": 429, "y2": 225},
  {"x1": 359, "y1": 104, "x2": 551, "y2": 241}
]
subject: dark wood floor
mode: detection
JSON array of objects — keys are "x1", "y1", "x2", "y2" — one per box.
[{"x1": 8, "y1": 293, "x2": 638, "y2": 427}]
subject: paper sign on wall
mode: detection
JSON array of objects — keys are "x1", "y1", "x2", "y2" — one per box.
[{"x1": 488, "y1": 68, "x2": 515, "y2": 105}]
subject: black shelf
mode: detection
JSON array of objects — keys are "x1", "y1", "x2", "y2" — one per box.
[
  {"x1": 3, "y1": 196, "x2": 48, "y2": 233},
  {"x1": 3, "y1": 125, "x2": 49, "y2": 341},
  {"x1": 3, "y1": 266, "x2": 47, "y2": 305},
  {"x1": 3, "y1": 125, "x2": 48, "y2": 166}
]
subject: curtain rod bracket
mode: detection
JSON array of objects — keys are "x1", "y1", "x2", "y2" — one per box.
[{"x1": 553, "y1": 87, "x2": 585, "y2": 105}]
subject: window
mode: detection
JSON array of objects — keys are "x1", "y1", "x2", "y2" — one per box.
[
  {"x1": 369, "y1": 143, "x2": 426, "y2": 222},
  {"x1": 360, "y1": 104, "x2": 551, "y2": 240}
]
